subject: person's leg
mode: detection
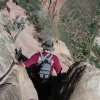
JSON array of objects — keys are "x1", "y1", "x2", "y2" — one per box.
[
  {"x1": 48, "y1": 76, "x2": 59, "y2": 100},
  {"x1": 40, "y1": 77, "x2": 53, "y2": 100},
  {"x1": 31, "y1": 78, "x2": 46, "y2": 100},
  {"x1": 37, "y1": 82, "x2": 49, "y2": 100},
  {"x1": 31, "y1": 77, "x2": 53, "y2": 100},
  {"x1": 31, "y1": 78, "x2": 40, "y2": 98}
]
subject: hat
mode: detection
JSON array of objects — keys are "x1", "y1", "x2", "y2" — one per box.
[{"x1": 41, "y1": 40, "x2": 55, "y2": 51}]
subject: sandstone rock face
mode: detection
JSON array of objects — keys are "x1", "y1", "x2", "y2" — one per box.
[
  {"x1": 0, "y1": 24, "x2": 38, "y2": 100},
  {"x1": 42, "y1": 0, "x2": 65, "y2": 21},
  {"x1": 70, "y1": 63, "x2": 100, "y2": 100},
  {"x1": 0, "y1": 69, "x2": 22, "y2": 100},
  {"x1": 7, "y1": 0, "x2": 26, "y2": 19},
  {"x1": 0, "y1": 25, "x2": 22, "y2": 100},
  {"x1": 41, "y1": 0, "x2": 65, "y2": 38},
  {"x1": 0, "y1": 1, "x2": 38, "y2": 99},
  {"x1": 54, "y1": 40, "x2": 73, "y2": 73},
  {"x1": 13, "y1": 65, "x2": 38, "y2": 100}
]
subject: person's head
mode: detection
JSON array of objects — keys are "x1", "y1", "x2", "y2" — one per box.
[{"x1": 41, "y1": 39, "x2": 55, "y2": 52}]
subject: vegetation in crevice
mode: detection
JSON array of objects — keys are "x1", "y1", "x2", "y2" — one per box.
[
  {"x1": 2, "y1": 16, "x2": 26, "y2": 42},
  {"x1": 90, "y1": 43, "x2": 100, "y2": 68},
  {"x1": 14, "y1": 0, "x2": 41, "y2": 32},
  {"x1": 38, "y1": 12, "x2": 57, "y2": 40},
  {"x1": 0, "y1": 1, "x2": 7, "y2": 9},
  {"x1": 14, "y1": 0, "x2": 60, "y2": 41}
]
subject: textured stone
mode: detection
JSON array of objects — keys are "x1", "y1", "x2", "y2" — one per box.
[{"x1": 70, "y1": 63, "x2": 100, "y2": 100}]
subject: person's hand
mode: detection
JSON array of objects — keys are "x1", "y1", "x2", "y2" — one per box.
[
  {"x1": 15, "y1": 48, "x2": 28, "y2": 62},
  {"x1": 15, "y1": 48, "x2": 22, "y2": 61}
]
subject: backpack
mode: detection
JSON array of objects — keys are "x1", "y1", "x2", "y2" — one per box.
[{"x1": 38, "y1": 52, "x2": 53, "y2": 80}]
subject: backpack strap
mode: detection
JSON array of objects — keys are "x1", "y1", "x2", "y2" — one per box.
[
  {"x1": 40, "y1": 52, "x2": 50, "y2": 62},
  {"x1": 47, "y1": 54, "x2": 53, "y2": 63},
  {"x1": 40, "y1": 52, "x2": 44, "y2": 62}
]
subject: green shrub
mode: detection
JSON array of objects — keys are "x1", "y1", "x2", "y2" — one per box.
[
  {"x1": 3, "y1": 16, "x2": 26, "y2": 42},
  {"x1": 90, "y1": 56, "x2": 100, "y2": 68},
  {"x1": 92, "y1": 43, "x2": 100, "y2": 59},
  {"x1": 88, "y1": 21, "x2": 98, "y2": 34},
  {"x1": 3, "y1": 16, "x2": 25, "y2": 33},
  {"x1": 0, "y1": 1, "x2": 6, "y2": 9},
  {"x1": 14, "y1": 0, "x2": 41, "y2": 31}
]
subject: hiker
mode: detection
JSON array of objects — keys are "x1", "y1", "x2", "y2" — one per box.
[{"x1": 15, "y1": 39, "x2": 62, "y2": 100}]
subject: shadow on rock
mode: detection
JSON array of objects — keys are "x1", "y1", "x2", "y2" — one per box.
[{"x1": 49, "y1": 61, "x2": 86, "y2": 100}]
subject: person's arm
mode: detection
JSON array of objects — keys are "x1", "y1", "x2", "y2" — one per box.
[
  {"x1": 18, "y1": 54, "x2": 28, "y2": 62},
  {"x1": 53, "y1": 55, "x2": 62, "y2": 75},
  {"x1": 22, "y1": 53, "x2": 39, "y2": 67},
  {"x1": 15, "y1": 49, "x2": 39, "y2": 68},
  {"x1": 15, "y1": 48, "x2": 28, "y2": 64}
]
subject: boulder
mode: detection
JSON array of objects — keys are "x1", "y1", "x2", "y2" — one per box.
[
  {"x1": 0, "y1": 12, "x2": 38, "y2": 100},
  {"x1": 70, "y1": 62, "x2": 100, "y2": 100}
]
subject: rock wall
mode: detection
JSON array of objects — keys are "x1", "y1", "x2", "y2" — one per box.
[
  {"x1": 0, "y1": 22, "x2": 38, "y2": 100},
  {"x1": 0, "y1": 1, "x2": 38, "y2": 100},
  {"x1": 70, "y1": 63, "x2": 100, "y2": 100},
  {"x1": 0, "y1": 69, "x2": 22, "y2": 100}
]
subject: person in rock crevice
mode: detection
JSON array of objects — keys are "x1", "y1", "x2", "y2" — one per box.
[{"x1": 15, "y1": 39, "x2": 62, "y2": 100}]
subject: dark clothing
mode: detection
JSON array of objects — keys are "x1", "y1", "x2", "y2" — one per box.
[
  {"x1": 26, "y1": 64, "x2": 59, "y2": 100},
  {"x1": 24, "y1": 63, "x2": 56, "y2": 100},
  {"x1": 31, "y1": 77, "x2": 53, "y2": 100}
]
